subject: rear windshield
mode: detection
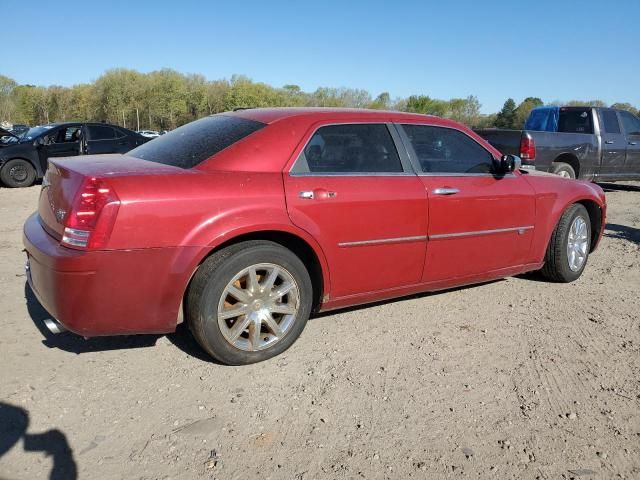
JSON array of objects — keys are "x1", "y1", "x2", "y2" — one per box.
[
  {"x1": 558, "y1": 108, "x2": 594, "y2": 134},
  {"x1": 129, "y1": 115, "x2": 265, "y2": 168}
]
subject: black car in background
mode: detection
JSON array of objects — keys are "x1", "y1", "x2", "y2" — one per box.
[{"x1": 0, "y1": 122, "x2": 148, "y2": 187}]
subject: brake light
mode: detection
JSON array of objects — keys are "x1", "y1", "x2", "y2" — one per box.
[
  {"x1": 520, "y1": 134, "x2": 536, "y2": 161},
  {"x1": 61, "y1": 177, "x2": 120, "y2": 250}
]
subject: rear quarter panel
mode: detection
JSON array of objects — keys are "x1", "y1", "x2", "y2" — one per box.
[{"x1": 522, "y1": 172, "x2": 606, "y2": 263}]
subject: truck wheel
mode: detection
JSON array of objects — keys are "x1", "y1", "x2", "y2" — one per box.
[
  {"x1": 540, "y1": 204, "x2": 591, "y2": 283},
  {"x1": 552, "y1": 162, "x2": 576, "y2": 179},
  {"x1": 186, "y1": 240, "x2": 313, "y2": 365},
  {"x1": 0, "y1": 159, "x2": 37, "y2": 188}
]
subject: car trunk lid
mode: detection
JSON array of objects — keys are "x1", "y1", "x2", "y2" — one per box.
[{"x1": 38, "y1": 154, "x2": 185, "y2": 240}]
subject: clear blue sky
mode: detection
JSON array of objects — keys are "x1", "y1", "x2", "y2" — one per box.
[{"x1": 3, "y1": 0, "x2": 638, "y2": 113}]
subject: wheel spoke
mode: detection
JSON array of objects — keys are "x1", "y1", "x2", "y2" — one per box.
[
  {"x1": 270, "y1": 282, "x2": 294, "y2": 299},
  {"x1": 247, "y1": 267, "x2": 260, "y2": 293},
  {"x1": 219, "y1": 304, "x2": 249, "y2": 320},
  {"x1": 227, "y1": 285, "x2": 251, "y2": 303},
  {"x1": 263, "y1": 313, "x2": 284, "y2": 337},
  {"x1": 228, "y1": 315, "x2": 251, "y2": 342},
  {"x1": 248, "y1": 319, "x2": 262, "y2": 348},
  {"x1": 263, "y1": 267, "x2": 280, "y2": 290},
  {"x1": 269, "y1": 303, "x2": 296, "y2": 315}
]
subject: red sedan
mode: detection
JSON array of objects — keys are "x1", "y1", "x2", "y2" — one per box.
[{"x1": 23, "y1": 109, "x2": 606, "y2": 365}]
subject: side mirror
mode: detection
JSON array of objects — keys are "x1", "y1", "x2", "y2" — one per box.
[
  {"x1": 34, "y1": 137, "x2": 45, "y2": 147},
  {"x1": 497, "y1": 154, "x2": 522, "y2": 173}
]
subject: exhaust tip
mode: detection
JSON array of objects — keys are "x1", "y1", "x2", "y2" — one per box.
[{"x1": 43, "y1": 318, "x2": 66, "y2": 335}]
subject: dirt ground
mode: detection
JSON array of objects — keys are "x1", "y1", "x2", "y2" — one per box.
[{"x1": 0, "y1": 182, "x2": 638, "y2": 480}]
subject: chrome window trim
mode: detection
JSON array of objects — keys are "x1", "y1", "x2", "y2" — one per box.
[
  {"x1": 429, "y1": 225, "x2": 534, "y2": 240},
  {"x1": 288, "y1": 121, "x2": 413, "y2": 177},
  {"x1": 338, "y1": 235, "x2": 427, "y2": 248}
]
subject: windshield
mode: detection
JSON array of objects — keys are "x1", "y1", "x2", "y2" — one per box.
[
  {"x1": 21, "y1": 125, "x2": 55, "y2": 141},
  {"x1": 129, "y1": 115, "x2": 265, "y2": 168}
]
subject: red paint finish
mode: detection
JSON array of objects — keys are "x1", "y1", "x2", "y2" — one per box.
[{"x1": 22, "y1": 108, "x2": 606, "y2": 337}]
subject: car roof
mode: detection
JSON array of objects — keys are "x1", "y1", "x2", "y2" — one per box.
[{"x1": 228, "y1": 107, "x2": 444, "y2": 125}]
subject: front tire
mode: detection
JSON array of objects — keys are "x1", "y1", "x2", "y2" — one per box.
[
  {"x1": 540, "y1": 204, "x2": 591, "y2": 282},
  {"x1": 0, "y1": 159, "x2": 37, "y2": 188},
  {"x1": 186, "y1": 241, "x2": 313, "y2": 365}
]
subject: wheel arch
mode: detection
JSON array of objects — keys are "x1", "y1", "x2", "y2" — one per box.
[
  {"x1": 181, "y1": 228, "x2": 330, "y2": 317},
  {"x1": 576, "y1": 199, "x2": 603, "y2": 253},
  {"x1": 552, "y1": 153, "x2": 580, "y2": 178}
]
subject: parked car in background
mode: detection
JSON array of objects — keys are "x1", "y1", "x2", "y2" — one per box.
[
  {"x1": 23, "y1": 108, "x2": 606, "y2": 365},
  {"x1": 138, "y1": 130, "x2": 160, "y2": 138},
  {"x1": 0, "y1": 127, "x2": 19, "y2": 146},
  {"x1": 475, "y1": 106, "x2": 640, "y2": 181},
  {"x1": 0, "y1": 122, "x2": 147, "y2": 187},
  {"x1": 10, "y1": 124, "x2": 30, "y2": 137}
]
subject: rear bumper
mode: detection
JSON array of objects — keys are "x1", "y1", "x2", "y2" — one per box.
[{"x1": 23, "y1": 212, "x2": 197, "y2": 337}]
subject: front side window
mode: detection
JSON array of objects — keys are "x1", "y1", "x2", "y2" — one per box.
[
  {"x1": 620, "y1": 111, "x2": 640, "y2": 135},
  {"x1": 600, "y1": 110, "x2": 621, "y2": 134},
  {"x1": 292, "y1": 124, "x2": 402, "y2": 174},
  {"x1": 401, "y1": 124, "x2": 494, "y2": 174}
]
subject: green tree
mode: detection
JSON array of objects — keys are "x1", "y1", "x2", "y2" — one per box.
[
  {"x1": 611, "y1": 102, "x2": 638, "y2": 116},
  {"x1": 0, "y1": 75, "x2": 17, "y2": 123},
  {"x1": 513, "y1": 97, "x2": 544, "y2": 129},
  {"x1": 495, "y1": 98, "x2": 517, "y2": 129}
]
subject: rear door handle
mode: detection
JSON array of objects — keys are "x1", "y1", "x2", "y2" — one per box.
[
  {"x1": 433, "y1": 187, "x2": 460, "y2": 195},
  {"x1": 629, "y1": 141, "x2": 637, "y2": 146},
  {"x1": 299, "y1": 189, "x2": 337, "y2": 200},
  {"x1": 299, "y1": 191, "x2": 314, "y2": 200},
  {"x1": 604, "y1": 140, "x2": 615, "y2": 145}
]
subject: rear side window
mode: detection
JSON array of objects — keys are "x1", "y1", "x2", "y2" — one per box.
[
  {"x1": 401, "y1": 124, "x2": 494, "y2": 174},
  {"x1": 558, "y1": 109, "x2": 594, "y2": 134},
  {"x1": 291, "y1": 124, "x2": 402, "y2": 174},
  {"x1": 619, "y1": 111, "x2": 640, "y2": 135},
  {"x1": 88, "y1": 125, "x2": 116, "y2": 140},
  {"x1": 129, "y1": 115, "x2": 265, "y2": 168},
  {"x1": 600, "y1": 110, "x2": 621, "y2": 134}
]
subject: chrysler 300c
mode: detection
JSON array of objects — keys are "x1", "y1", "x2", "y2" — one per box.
[{"x1": 23, "y1": 108, "x2": 606, "y2": 365}]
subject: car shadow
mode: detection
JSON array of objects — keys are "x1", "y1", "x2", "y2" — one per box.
[
  {"x1": 25, "y1": 282, "x2": 161, "y2": 354},
  {"x1": 24, "y1": 282, "x2": 224, "y2": 364},
  {"x1": 596, "y1": 182, "x2": 640, "y2": 193},
  {"x1": 605, "y1": 223, "x2": 640, "y2": 244},
  {"x1": 0, "y1": 401, "x2": 77, "y2": 480}
]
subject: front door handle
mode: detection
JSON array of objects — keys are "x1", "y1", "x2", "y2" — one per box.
[
  {"x1": 604, "y1": 140, "x2": 615, "y2": 145},
  {"x1": 299, "y1": 189, "x2": 337, "y2": 200},
  {"x1": 433, "y1": 187, "x2": 460, "y2": 195},
  {"x1": 629, "y1": 141, "x2": 637, "y2": 146}
]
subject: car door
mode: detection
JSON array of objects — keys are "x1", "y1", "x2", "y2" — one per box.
[
  {"x1": 619, "y1": 110, "x2": 640, "y2": 178},
  {"x1": 598, "y1": 109, "x2": 627, "y2": 179},
  {"x1": 85, "y1": 124, "x2": 124, "y2": 155},
  {"x1": 42, "y1": 125, "x2": 82, "y2": 158},
  {"x1": 284, "y1": 122, "x2": 428, "y2": 298},
  {"x1": 397, "y1": 123, "x2": 536, "y2": 283}
]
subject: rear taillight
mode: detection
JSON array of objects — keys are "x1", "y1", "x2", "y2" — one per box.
[
  {"x1": 520, "y1": 134, "x2": 536, "y2": 161},
  {"x1": 61, "y1": 177, "x2": 120, "y2": 250}
]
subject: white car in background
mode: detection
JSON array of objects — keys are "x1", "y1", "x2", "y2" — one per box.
[{"x1": 137, "y1": 130, "x2": 160, "y2": 138}]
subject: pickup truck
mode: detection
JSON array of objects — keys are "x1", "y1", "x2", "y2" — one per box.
[{"x1": 475, "y1": 106, "x2": 640, "y2": 181}]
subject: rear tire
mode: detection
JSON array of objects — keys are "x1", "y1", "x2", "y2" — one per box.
[
  {"x1": 0, "y1": 159, "x2": 37, "y2": 188},
  {"x1": 551, "y1": 162, "x2": 576, "y2": 179},
  {"x1": 540, "y1": 204, "x2": 591, "y2": 282},
  {"x1": 186, "y1": 241, "x2": 313, "y2": 365}
]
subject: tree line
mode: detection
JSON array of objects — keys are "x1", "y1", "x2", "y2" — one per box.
[{"x1": 0, "y1": 69, "x2": 637, "y2": 131}]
